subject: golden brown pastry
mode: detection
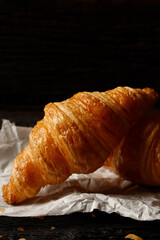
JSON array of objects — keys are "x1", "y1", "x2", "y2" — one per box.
[
  {"x1": 2, "y1": 86, "x2": 158, "y2": 204},
  {"x1": 105, "y1": 112, "x2": 160, "y2": 186}
]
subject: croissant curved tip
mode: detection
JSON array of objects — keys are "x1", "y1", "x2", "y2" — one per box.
[
  {"x1": 142, "y1": 87, "x2": 159, "y2": 101},
  {"x1": 2, "y1": 183, "x2": 23, "y2": 205},
  {"x1": 2, "y1": 184, "x2": 13, "y2": 205}
]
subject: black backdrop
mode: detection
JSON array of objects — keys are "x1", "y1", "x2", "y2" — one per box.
[{"x1": 1, "y1": 0, "x2": 160, "y2": 111}]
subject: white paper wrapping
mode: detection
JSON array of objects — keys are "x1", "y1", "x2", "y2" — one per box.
[{"x1": 1, "y1": 119, "x2": 160, "y2": 220}]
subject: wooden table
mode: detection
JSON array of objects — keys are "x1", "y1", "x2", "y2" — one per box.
[{"x1": 0, "y1": 210, "x2": 160, "y2": 240}]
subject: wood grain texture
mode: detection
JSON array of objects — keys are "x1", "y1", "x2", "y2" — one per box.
[
  {"x1": 0, "y1": 0, "x2": 160, "y2": 110},
  {"x1": 0, "y1": 211, "x2": 160, "y2": 240}
]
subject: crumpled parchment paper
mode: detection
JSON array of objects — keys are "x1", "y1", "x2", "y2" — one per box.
[{"x1": 0, "y1": 119, "x2": 160, "y2": 220}]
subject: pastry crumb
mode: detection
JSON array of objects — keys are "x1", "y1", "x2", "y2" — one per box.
[
  {"x1": 0, "y1": 235, "x2": 3, "y2": 238},
  {"x1": 17, "y1": 227, "x2": 24, "y2": 232},
  {"x1": 31, "y1": 216, "x2": 45, "y2": 220},
  {"x1": 18, "y1": 238, "x2": 26, "y2": 240},
  {"x1": 0, "y1": 208, "x2": 5, "y2": 213},
  {"x1": 125, "y1": 233, "x2": 143, "y2": 240},
  {"x1": 50, "y1": 226, "x2": 55, "y2": 230},
  {"x1": 91, "y1": 213, "x2": 96, "y2": 218}
]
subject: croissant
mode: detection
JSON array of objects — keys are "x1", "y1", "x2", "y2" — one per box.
[
  {"x1": 2, "y1": 86, "x2": 158, "y2": 204},
  {"x1": 105, "y1": 112, "x2": 160, "y2": 186}
]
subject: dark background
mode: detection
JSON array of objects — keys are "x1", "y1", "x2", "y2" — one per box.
[
  {"x1": 1, "y1": 1, "x2": 160, "y2": 239},
  {"x1": 1, "y1": 0, "x2": 160, "y2": 112}
]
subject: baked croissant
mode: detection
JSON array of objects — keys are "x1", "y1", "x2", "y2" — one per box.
[
  {"x1": 2, "y1": 86, "x2": 158, "y2": 204},
  {"x1": 105, "y1": 112, "x2": 160, "y2": 186}
]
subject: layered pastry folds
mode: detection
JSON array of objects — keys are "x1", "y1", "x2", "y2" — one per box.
[{"x1": 2, "y1": 86, "x2": 158, "y2": 204}]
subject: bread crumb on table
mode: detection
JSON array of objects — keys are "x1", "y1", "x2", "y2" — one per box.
[
  {"x1": 0, "y1": 208, "x2": 5, "y2": 213},
  {"x1": 31, "y1": 216, "x2": 45, "y2": 220},
  {"x1": 50, "y1": 226, "x2": 55, "y2": 230},
  {"x1": 91, "y1": 213, "x2": 96, "y2": 218},
  {"x1": 125, "y1": 233, "x2": 143, "y2": 240},
  {"x1": 17, "y1": 227, "x2": 24, "y2": 232}
]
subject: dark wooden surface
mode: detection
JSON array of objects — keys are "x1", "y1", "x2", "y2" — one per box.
[
  {"x1": 1, "y1": 0, "x2": 160, "y2": 239},
  {"x1": 0, "y1": 211, "x2": 160, "y2": 240}
]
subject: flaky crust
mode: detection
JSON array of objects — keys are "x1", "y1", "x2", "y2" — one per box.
[
  {"x1": 2, "y1": 86, "x2": 158, "y2": 204},
  {"x1": 105, "y1": 112, "x2": 160, "y2": 186}
]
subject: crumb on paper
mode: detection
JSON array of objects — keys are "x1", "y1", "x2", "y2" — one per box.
[
  {"x1": 125, "y1": 233, "x2": 143, "y2": 240},
  {"x1": 50, "y1": 226, "x2": 55, "y2": 231},
  {"x1": 17, "y1": 227, "x2": 24, "y2": 232},
  {"x1": 31, "y1": 216, "x2": 45, "y2": 220},
  {"x1": 0, "y1": 208, "x2": 5, "y2": 213}
]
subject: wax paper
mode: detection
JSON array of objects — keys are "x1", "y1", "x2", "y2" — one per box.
[{"x1": 0, "y1": 119, "x2": 160, "y2": 220}]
